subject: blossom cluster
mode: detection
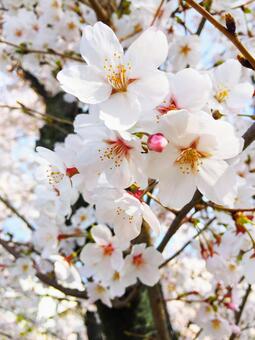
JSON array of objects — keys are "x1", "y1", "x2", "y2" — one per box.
[{"x1": 0, "y1": 0, "x2": 255, "y2": 339}]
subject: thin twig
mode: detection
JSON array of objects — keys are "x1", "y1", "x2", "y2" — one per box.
[
  {"x1": 186, "y1": 0, "x2": 255, "y2": 69},
  {"x1": 150, "y1": 0, "x2": 165, "y2": 26},
  {"x1": 0, "y1": 195, "x2": 34, "y2": 231},
  {"x1": 157, "y1": 191, "x2": 203, "y2": 252},
  {"x1": 160, "y1": 217, "x2": 216, "y2": 267},
  {"x1": 0, "y1": 238, "x2": 88, "y2": 299},
  {"x1": 0, "y1": 104, "x2": 73, "y2": 126},
  {"x1": 0, "y1": 40, "x2": 83, "y2": 62},
  {"x1": 230, "y1": 284, "x2": 252, "y2": 339}
]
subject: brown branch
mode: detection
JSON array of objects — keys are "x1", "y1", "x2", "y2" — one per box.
[
  {"x1": 0, "y1": 104, "x2": 73, "y2": 126},
  {"x1": 157, "y1": 190, "x2": 202, "y2": 252},
  {"x1": 242, "y1": 122, "x2": 255, "y2": 150},
  {"x1": 0, "y1": 239, "x2": 88, "y2": 299},
  {"x1": 87, "y1": 0, "x2": 112, "y2": 25},
  {"x1": 230, "y1": 284, "x2": 252, "y2": 339},
  {"x1": 0, "y1": 195, "x2": 35, "y2": 231},
  {"x1": 196, "y1": 0, "x2": 213, "y2": 35},
  {"x1": 150, "y1": 0, "x2": 165, "y2": 26},
  {"x1": 0, "y1": 40, "x2": 83, "y2": 62},
  {"x1": 186, "y1": 0, "x2": 255, "y2": 70},
  {"x1": 160, "y1": 217, "x2": 216, "y2": 268}
]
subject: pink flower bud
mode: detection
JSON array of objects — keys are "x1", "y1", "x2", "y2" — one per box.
[
  {"x1": 225, "y1": 302, "x2": 238, "y2": 311},
  {"x1": 147, "y1": 133, "x2": 168, "y2": 152}
]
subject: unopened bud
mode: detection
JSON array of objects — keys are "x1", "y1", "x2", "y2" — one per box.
[
  {"x1": 225, "y1": 302, "x2": 238, "y2": 311},
  {"x1": 237, "y1": 55, "x2": 254, "y2": 70},
  {"x1": 212, "y1": 110, "x2": 223, "y2": 120},
  {"x1": 147, "y1": 133, "x2": 168, "y2": 152},
  {"x1": 225, "y1": 13, "x2": 236, "y2": 34}
]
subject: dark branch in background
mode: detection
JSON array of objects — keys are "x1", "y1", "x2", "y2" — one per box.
[
  {"x1": 157, "y1": 122, "x2": 255, "y2": 253},
  {"x1": 0, "y1": 238, "x2": 88, "y2": 299},
  {"x1": 196, "y1": 0, "x2": 212, "y2": 35},
  {"x1": 0, "y1": 40, "x2": 83, "y2": 63},
  {"x1": 185, "y1": 0, "x2": 255, "y2": 70},
  {"x1": 17, "y1": 68, "x2": 49, "y2": 99},
  {"x1": 230, "y1": 284, "x2": 252, "y2": 340},
  {"x1": 157, "y1": 190, "x2": 202, "y2": 252},
  {"x1": 160, "y1": 217, "x2": 216, "y2": 267},
  {"x1": 0, "y1": 195, "x2": 34, "y2": 231},
  {"x1": 242, "y1": 122, "x2": 255, "y2": 150}
]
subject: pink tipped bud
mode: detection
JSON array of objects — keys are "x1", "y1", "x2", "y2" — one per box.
[
  {"x1": 147, "y1": 133, "x2": 168, "y2": 152},
  {"x1": 225, "y1": 302, "x2": 238, "y2": 311}
]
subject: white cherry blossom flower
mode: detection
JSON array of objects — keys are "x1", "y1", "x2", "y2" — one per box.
[
  {"x1": 87, "y1": 281, "x2": 112, "y2": 307},
  {"x1": 80, "y1": 224, "x2": 126, "y2": 281},
  {"x1": 94, "y1": 188, "x2": 161, "y2": 243},
  {"x1": 209, "y1": 59, "x2": 254, "y2": 112},
  {"x1": 147, "y1": 110, "x2": 244, "y2": 209},
  {"x1": 122, "y1": 244, "x2": 163, "y2": 286},
  {"x1": 168, "y1": 35, "x2": 200, "y2": 71},
  {"x1": 57, "y1": 22, "x2": 169, "y2": 130},
  {"x1": 73, "y1": 115, "x2": 147, "y2": 190}
]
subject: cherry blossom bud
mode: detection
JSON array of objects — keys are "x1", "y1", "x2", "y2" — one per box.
[
  {"x1": 225, "y1": 302, "x2": 238, "y2": 311},
  {"x1": 225, "y1": 13, "x2": 236, "y2": 34},
  {"x1": 147, "y1": 133, "x2": 168, "y2": 152}
]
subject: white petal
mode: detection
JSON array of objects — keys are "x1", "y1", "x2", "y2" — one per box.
[
  {"x1": 36, "y1": 147, "x2": 65, "y2": 173},
  {"x1": 227, "y1": 83, "x2": 254, "y2": 109},
  {"x1": 57, "y1": 64, "x2": 111, "y2": 104},
  {"x1": 111, "y1": 250, "x2": 124, "y2": 271},
  {"x1": 138, "y1": 264, "x2": 161, "y2": 286},
  {"x1": 197, "y1": 158, "x2": 228, "y2": 193},
  {"x1": 142, "y1": 203, "x2": 161, "y2": 235},
  {"x1": 158, "y1": 165, "x2": 197, "y2": 209},
  {"x1": 172, "y1": 68, "x2": 212, "y2": 111},
  {"x1": 128, "y1": 70, "x2": 169, "y2": 110},
  {"x1": 214, "y1": 59, "x2": 241, "y2": 88},
  {"x1": 99, "y1": 92, "x2": 141, "y2": 130},
  {"x1": 125, "y1": 27, "x2": 168, "y2": 76},
  {"x1": 80, "y1": 243, "x2": 102, "y2": 265},
  {"x1": 143, "y1": 247, "x2": 164, "y2": 266},
  {"x1": 91, "y1": 224, "x2": 112, "y2": 245},
  {"x1": 80, "y1": 22, "x2": 123, "y2": 69}
]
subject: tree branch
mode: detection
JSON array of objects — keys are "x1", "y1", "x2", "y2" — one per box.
[
  {"x1": 0, "y1": 195, "x2": 35, "y2": 231},
  {"x1": 160, "y1": 217, "x2": 216, "y2": 267},
  {"x1": 0, "y1": 238, "x2": 88, "y2": 299},
  {"x1": 185, "y1": 0, "x2": 255, "y2": 70},
  {"x1": 230, "y1": 284, "x2": 252, "y2": 339}
]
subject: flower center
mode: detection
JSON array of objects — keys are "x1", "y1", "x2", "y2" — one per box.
[
  {"x1": 99, "y1": 138, "x2": 132, "y2": 167},
  {"x1": 156, "y1": 99, "x2": 178, "y2": 115},
  {"x1": 104, "y1": 54, "x2": 135, "y2": 94},
  {"x1": 211, "y1": 319, "x2": 221, "y2": 330},
  {"x1": 132, "y1": 253, "x2": 144, "y2": 267},
  {"x1": 47, "y1": 166, "x2": 64, "y2": 185},
  {"x1": 112, "y1": 271, "x2": 120, "y2": 281},
  {"x1": 102, "y1": 243, "x2": 114, "y2": 256},
  {"x1": 215, "y1": 88, "x2": 229, "y2": 103},
  {"x1": 96, "y1": 284, "x2": 106, "y2": 294},
  {"x1": 175, "y1": 141, "x2": 209, "y2": 174},
  {"x1": 15, "y1": 29, "x2": 23, "y2": 37},
  {"x1": 180, "y1": 44, "x2": 191, "y2": 56},
  {"x1": 22, "y1": 264, "x2": 29, "y2": 272}
]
